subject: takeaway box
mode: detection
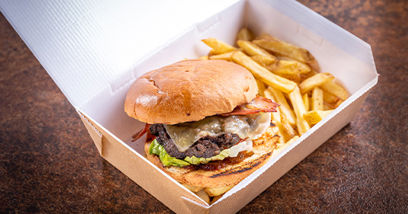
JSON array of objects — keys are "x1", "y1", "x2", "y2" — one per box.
[{"x1": 0, "y1": 0, "x2": 378, "y2": 213}]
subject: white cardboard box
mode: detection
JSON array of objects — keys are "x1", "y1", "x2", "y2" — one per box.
[{"x1": 1, "y1": 0, "x2": 378, "y2": 213}]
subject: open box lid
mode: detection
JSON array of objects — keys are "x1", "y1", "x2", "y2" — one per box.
[{"x1": 0, "y1": 0, "x2": 238, "y2": 107}]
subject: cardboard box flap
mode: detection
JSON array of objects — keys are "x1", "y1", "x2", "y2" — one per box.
[{"x1": 0, "y1": 0, "x2": 238, "y2": 107}]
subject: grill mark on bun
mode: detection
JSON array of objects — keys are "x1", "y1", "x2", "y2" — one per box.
[{"x1": 209, "y1": 152, "x2": 272, "y2": 178}]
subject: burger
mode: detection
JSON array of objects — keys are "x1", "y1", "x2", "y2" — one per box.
[{"x1": 124, "y1": 59, "x2": 280, "y2": 198}]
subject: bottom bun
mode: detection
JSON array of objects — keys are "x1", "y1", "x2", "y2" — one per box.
[{"x1": 144, "y1": 126, "x2": 281, "y2": 197}]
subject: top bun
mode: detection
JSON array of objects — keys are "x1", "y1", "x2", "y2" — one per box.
[{"x1": 124, "y1": 59, "x2": 258, "y2": 124}]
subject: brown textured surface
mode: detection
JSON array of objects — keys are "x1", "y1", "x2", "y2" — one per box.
[{"x1": 0, "y1": 0, "x2": 407, "y2": 213}]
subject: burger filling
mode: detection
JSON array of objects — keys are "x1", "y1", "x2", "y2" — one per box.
[{"x1": 149, "y1": 112, "x2": 271, "y2": 167}]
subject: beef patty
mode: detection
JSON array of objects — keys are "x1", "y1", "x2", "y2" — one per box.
[{"x1": 149, "y1": 124, "x2": 241, "y2": 159}]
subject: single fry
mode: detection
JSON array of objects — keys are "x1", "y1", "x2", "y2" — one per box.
[
  {"x1": 263, "y1": 88, "x2": 281, "y2": 124},
  {"x1": 299, "y1": 73, "x2": 334, "y2": 93},
  {"x1": 323, "y1": 91, "x2": 340, "y2": 104},
  {"x1": 252, "y1": 55, "x2": 275, "y2": 67},
  {"x1": 286, "y1": 136, "x2": 300, "y2": 144},
  {"x1": 237, "y1": 40, "x2": 277, "y2": 64},
  {"x1": 321, "y1": 80, "x2": 349, "y2": 100},
  {"x1": 209, "y1": 51, "x2": 234, "y2": 61},
  {"x1": 256, "y1": 78, "x2": 266, "y2": 97},
  {"x1": 232, "y1": 51, "x2": 297, "y2": 93},
  {"x1": 304, "y1": 110, "x2": 333, "y2": 125},
  {"x1": 202, "y1": 38, "x2": 236, "y2": 54},
  {"x1": 205, "y1": 186, "x2": 233, "y2": 197},
  {"x1": 266, "y1": 87, "x2": 296, "y2": 126},
  {"x1": 183, "y1": 184, "x2": 202, "y2": 192},
  {"x1": 303, "y1": 93, "x2": 310, "y2": 111},
  {"x1": 196, "y1": 190, "x2": 210, "y2": 204},
  {"x1": 236, "y1": 28, "x2": 254, "y2": 41},
  {"x1": 269, "y1": 59, "x2": 311, "y2": 75},
  {"x1": 288, "y1": 86, "x2": 310, "y2": 135},
  {"x1": 199, "y1": 55, "x2": 208, "y2": 60},
  {"x1": 253, "y1": 34, "x2": 320, "y2": 71},
  {"x1": 312, "y1": 87, "x2": 323, "y2": 111},
  {"x1": 281, "y1": 115, "x2": 297, "y2": 141}
]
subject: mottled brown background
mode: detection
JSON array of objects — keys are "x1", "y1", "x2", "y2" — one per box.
[{"x1": 1, "y1": 0, "x2": 407, "y2": 213}]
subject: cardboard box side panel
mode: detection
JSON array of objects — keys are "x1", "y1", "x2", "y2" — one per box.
[
  {"x1": 210, "y1": 90, "x2": 370, "y2": 213},
  {"x1": 77, "y1": 113, "x2": 210, "y2": 212},
  {"x1": 100, "y1": 135, "x2": 209, "y2": 213}
]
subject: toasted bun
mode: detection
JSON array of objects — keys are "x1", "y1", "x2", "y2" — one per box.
[
  {"x1": 144, "y1": 126, "x2": 280, "y2": 196},
  {"x1": 125, "y1": 59, "x2": 258, "y2": 124}
]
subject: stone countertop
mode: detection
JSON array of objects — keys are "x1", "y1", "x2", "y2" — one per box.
[{"x1": 0, "y1": 0, "x2": 407, "y2": 213}]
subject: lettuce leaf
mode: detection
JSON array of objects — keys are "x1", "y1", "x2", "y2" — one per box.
[{"x1": 149, "y1": 139, "x2": 190, "y2": 167}]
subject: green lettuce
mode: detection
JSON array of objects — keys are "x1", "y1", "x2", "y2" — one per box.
[
  {"x1": 148, "y1": 139, "x2": 243, "y2": 167},
  {"x1": 149, "y1": 139, "x2": 190, "y2": 167}
]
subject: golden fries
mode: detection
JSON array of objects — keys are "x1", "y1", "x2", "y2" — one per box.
[
  {"x1": 196, "y1": 190, "x2": 210, "y2": 204},
  {"x1": 200, "y1": 31, "x2": 348, "y2": 147},
  {"x1": 256, "y1": 78, "x2": 266, "y2": 96},
  {"x1": 236, "y1": 28, "x2": 254, "y2": 41},
  {"x1": 312, "y1": 87, "x2": 323, "y2": 111},
  {"x1": 321, "y1": 80, "x2": 349, "y2": 100},
  {"x1": 269, "y1": 59, "x2": 311, "y2": 75},
  {"x1": 205, "y1": 186, "x2": 233, "y2": 197},
  {"x1": 253, "y1": 34, "x2": 320, "y2": 71},
  {"x1": 232, "y1": 51, "x2": 297, "y2": 93},
  {"x1": 299, "y1": 73, "x2": 334, "y2": 93},
  {"x1": 202, "y1": 38, "x2": 236, "y2": 54},
  {"x1": 266, "y1": 87, "x2": 296, "y2": 126},
  {"x1": 286, "y1": 136, "x2": 300, "y2": 144},
  {"x1": 303, "y1": 93, "x2": 310, "y2": 111},
  {"x1": 252, "y1": 55, "x2": 276, "y2": 67},
  {"x1": 209, "y1": 51, "x2": 234, "y2": 61},
  {"x1": 237, "y1": 40, "x2": 277, "y2": 64},
  {"x1": 280, "y1": 115, "x2": 297, "y2": 141},
  {"x1": 323, "y1": 91, "x2": 340, "y2": 104},
  {"x1": 288, "y1": 86, "x2": 310, "y2": 135},
  {"x1": 303, "y1": 110, "x2": 333, "y2": 125},
  {"x1": 199, "y1": 56, "x2": 208, "y2": 60}
]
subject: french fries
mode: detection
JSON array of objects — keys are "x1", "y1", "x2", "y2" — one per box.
[
  {"x1": 196, "y1": 30, "x2": 349, "y2": 201},
  {"x1": 252, "y1": 55, "x2": 275, "y2": 67},
  {"x1": 312, "y1": 87, "x2": 323, "y2": 111},
  {"x1": 209, "y1": 51, "x2": 234, "y2": 61},
  {"x1": 288, "y1": 86, "x2": 310, "y2": 135},
  {"x1": 205, "y1": 186, "x2": 233, "y2": 197},
  {"x1": 269, "y1": 59, "x2": 311, "y2": 75},
  {"x1": 202, "y1": 38, "x2": 236, "y2": 54},
  {"x1": 256, "y1": 78, "x2": 266, "y2": 96},
  {"x1": 280, "y1": 115, "x2": 297, "y2": 141},
  {"x1": 286, "y1": 136, "x2": 300, "y2": 145},
  {"x1": 196, "y1": 190, "x2": 210, "y2": 204},
  {"x1": 323, "y1": 91, "x2": 340, "y2": 104},
  {"x1": 236, "y1": 28, "x2": 254, "y2": 41},
  {"x1": 304, "y1": 110, "x2": 333, "y2": 125},
  {"x1": 232, "y1": 51, "x2": 297, "y2": 93},
  {"x1": 266, "y1": 87, "x2": 296, "y2": 126},
  {"x1": 253, "y1": 34, "x2": 320, "y2": 71},
  {"x1": 303, "y1": 93, "x2": 310, "y2": 111},
  {"x1": 299, "y1": 73, "x2": 334, "y2": 93},
  {"x1": 321, "y1": 80, "x2": 349, "y2": 100},
  {"x1": 199, "y1": 56, "x2": 208, "y2": 60},
  {"x1": 237, "y1": 40, "x2": 277, "y2": 64}
]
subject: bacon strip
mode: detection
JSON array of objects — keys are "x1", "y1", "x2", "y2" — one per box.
[
  {"x1": 132, "y1": 123, "x2": 152, "y2": 142},
  {"x1": 220, "y1": 96, "x2": 279, "y2": 116}
]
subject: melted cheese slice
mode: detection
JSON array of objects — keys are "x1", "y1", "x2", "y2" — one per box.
[{"x1": 164, "y1": 113, "x2": 271, "y2": 152}]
